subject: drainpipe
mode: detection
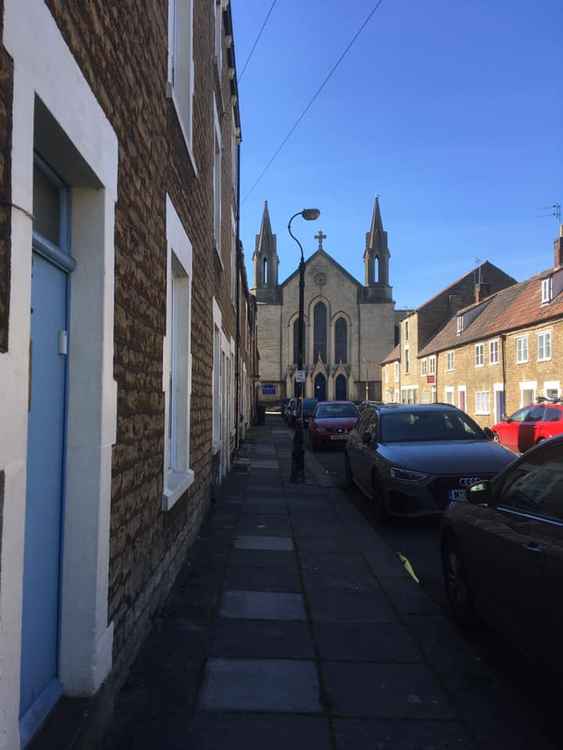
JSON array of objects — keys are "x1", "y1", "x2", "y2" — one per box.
[
  {"x1": 500, "y1": 333, "x2": 507, "y2": 418},
  {"x1": 234, "y1": 141, "x2": 241, "y2": 452}
]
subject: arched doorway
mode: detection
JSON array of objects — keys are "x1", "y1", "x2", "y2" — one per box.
[
  {"x1": 314, "y1": 373, "x2": 327, "y2": 401},
  {"x1": 335, "y1": 374, "x2": 347, "y2": 400}
]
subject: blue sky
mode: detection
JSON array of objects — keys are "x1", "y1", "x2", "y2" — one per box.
[{"x1": 232, "y1": 0, "x2": 563, "y2": 308}]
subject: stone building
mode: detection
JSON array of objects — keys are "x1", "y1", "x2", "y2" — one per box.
[
  {"x1": 0, "y1": 1, "x2": 254, "y2": 746},
  {"x1": 417, "y1": 228, "x2": 563, "y2": 427},
  {"x1": 253, "y1": 198, "x2": 407, "y2": 403},
  {"x1": 381, "y1": 262, "x2": 517, "y2": 404}
]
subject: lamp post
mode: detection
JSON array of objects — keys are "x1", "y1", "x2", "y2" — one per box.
[{"x1": 288, "y1": 208, "x2": 320, "y2": 483}]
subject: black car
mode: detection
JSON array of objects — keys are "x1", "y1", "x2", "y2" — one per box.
[
  {"x1": 345, "y1": 403, "x2": 515, "y2": 522},
  {"x1": 441, "y1": 436, "x2": 563, "y2": 672}
]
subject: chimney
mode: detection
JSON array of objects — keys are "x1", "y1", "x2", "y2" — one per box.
[
  {"x1": 554, "y1": 225, "x2": 563, "y2": 269},
  {"x1": 474, "y1": 282, "x2": 490, "y2": 304},
  {"x1": 448, "y1": 292, "x2": 462, "y2": 314}
]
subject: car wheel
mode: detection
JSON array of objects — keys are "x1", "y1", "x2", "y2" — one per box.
[
  {"x1": 371, "y1": 471, "x2": 389, "y2": 524},
  {"x1": 343, "y1": 452, "x2": 353, "y2": 487},
  {"x1": 442, "y1": 535, "x2": 478, "y2": 627}
]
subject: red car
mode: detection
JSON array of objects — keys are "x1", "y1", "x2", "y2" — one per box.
[
  {"x1": 309, "y1": 401, "x2": 359, "y2": 451},
  {"x1": 492, "y1": 401, "x2": 563, "y2": 453}
]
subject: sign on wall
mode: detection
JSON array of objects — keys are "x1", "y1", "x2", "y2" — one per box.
[{"x1": 262, "y1": 384, "x2": 276, "y2": 395}]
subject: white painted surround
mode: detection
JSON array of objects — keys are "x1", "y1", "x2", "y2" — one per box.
[{"x1": 1, "y1": 2, "x2": 118, "y2": 746}]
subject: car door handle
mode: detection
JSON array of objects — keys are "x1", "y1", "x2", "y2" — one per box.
[{"x1": 524, "y1": 542, "x2": 544, "y2": 553}]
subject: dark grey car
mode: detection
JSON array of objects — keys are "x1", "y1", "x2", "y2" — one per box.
[{"x1": 344, "y1": 404, "x2": 516, "y2": 522}]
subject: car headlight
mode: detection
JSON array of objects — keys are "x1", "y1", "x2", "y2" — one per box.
[{"x1": 390, "y1": 466, "x2": 429, "y2": 483}]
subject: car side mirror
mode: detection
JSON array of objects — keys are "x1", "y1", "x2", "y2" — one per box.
[
  {"x1": 483, "y1": 427, "x2": 494, "y2": 441},
  {"x1": 362, "y1": 431, "x2": 372, "y2": 445},
  {"x1": 501, "y1": 415, "x2": 509, "y2": 422},
  {"x1": 468, "y1": 480, "x2": 491, "y2": 506}
]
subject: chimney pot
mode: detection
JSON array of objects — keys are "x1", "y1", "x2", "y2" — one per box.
[{"x1": 554, "y1": 224, "x2": 563, "y2": 268}]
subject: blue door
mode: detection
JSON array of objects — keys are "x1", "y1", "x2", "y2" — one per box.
[
  {"x1": 314, "y1": 373, "x2": 327, "y2": 402},
  {"x1": 20, "y1": 251, "x2": 67, "y2": 725}
]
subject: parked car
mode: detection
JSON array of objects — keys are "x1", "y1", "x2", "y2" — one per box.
[
  {"x1": 441, "y1": 436, "x2": 563, "y2": 673},
  {"x1": 309, "y1": 401, "x2": 359, "y2": 450},
  {"x1": 344, "y1": 403, "x2": 516, "y2": 522},
  {"x1": 299, "y1": 398, "x2": 318, "y2": 428},
  {"x1": 492, "y1": 400, "x2": 563, "y2": 454}
]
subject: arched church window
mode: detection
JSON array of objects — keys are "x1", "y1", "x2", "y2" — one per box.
[
  {"x1": 293, "y1": 318, "x2": 305, "y2": 364},
  {"x1": 334, "y1": 318, "x2": 348, "y2": 362},
  {"x1": 375, "y1": 255, "x2": 381, "y2": 283},
  {"x1": 313, "y1": 302, "x2": 327, "y2": 362},
  {"x1": 262, "y1": 257, "x2": 269, "y2": 285}
]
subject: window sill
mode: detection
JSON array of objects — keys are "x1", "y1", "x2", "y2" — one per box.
[
  {"x1": 162, "y1": 469, "x2": 195, "y2": 512},
  {"x1": 516, "y1": 360, "x2": 528, "y2": 365},
  {"x1": 537, "y1": 357, "x2": 552, "y2": 363},
  {"x1": 475, "y1": 412, "x2": 490, "y2": 417},
  {"x1": 489, "y1": 362, "x2": 499, "y2": 366},
  {"x1": 474, "y1": 363, "x2": 484, "y2": 368}
]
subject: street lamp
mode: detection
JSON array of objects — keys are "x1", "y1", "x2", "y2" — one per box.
[{"x1": 288, "y1": 207, "x2": 320, "y2": 483}]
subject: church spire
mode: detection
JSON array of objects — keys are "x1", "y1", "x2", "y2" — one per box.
[
  {"x1": 368, "y1": 196, "x2": 384, "y2": 246},
  {"x1": 363, "y1": 197, "x2": 392, "y2": 299},
  {"x1": 253, "y1": 200, "x2": 279, "y2": 296}
]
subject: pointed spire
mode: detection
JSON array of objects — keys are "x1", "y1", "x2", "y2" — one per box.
[
  {"x1": 368, "y1": 196, "x2": 384, "y2": 246},
  {"x1": 257, "y1": 200, "x2": 273, "y2": 248}
]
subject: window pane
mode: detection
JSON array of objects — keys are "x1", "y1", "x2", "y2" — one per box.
[
  {"x1": 500, "y1": 446, "x2": 563, "y2": 519},
  {"x1": 313, "y1": 302, "x2": 327, "y2": 361},
  {"x1": 334, "y1": 318, "x2": 347, "y2": 362},
  {"x1": 33, "y1": 163, "x2": 61, "y2": 246}
]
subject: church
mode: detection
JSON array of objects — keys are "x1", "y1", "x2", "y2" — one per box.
[{"x1": 252, "y1": 198, "x2": 404, "y2": 403}]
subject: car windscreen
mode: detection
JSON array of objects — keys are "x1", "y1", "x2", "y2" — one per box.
[
  {"x1": 302, "y1": 400, "x2": 318, "y2": 413},
  {"x1": 380, "y1": 410, "x2": 484, "y2": 442},
  {"x1": 315, "y1": 403, "x2": 358, "y2": 419}
]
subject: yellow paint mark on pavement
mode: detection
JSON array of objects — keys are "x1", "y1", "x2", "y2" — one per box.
[{"x1": 397, "y1": 553, "x2": 421, "y2": 584}]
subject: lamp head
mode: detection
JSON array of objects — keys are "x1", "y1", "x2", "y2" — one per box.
[{"x1": 301, "y1": 208, "x2": 320, "y2": 221}]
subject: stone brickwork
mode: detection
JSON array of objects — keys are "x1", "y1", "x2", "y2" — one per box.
[{"x1": 0, "y1": 0, "x2": 12, "y2": 353}]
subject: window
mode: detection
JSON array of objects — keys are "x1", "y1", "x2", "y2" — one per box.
[
  {"x1": 313, "y1": 302, "x2": 327, "y2": 361},
  {"x1": 498, "y1": 445, "x2": 563, "y2": 520},
  {"x1": 541, "y1": 276, "x2": 552, "y2": 304},
  {"x1": 489, "y1": 339, "x2": 499, "y2": 365},
  {"x1": 446, "y1": 351, "x2": 455, "y2": 371},
  {"x1": 475, "y1": 390, "x2": 490, "y2": 415},
  {"x1": 475, "y1": 343, "x2": 484, "y2": 367},
  {"x1": 163, "y1": 196, "x2": 194, "y2": 510},
  {"x1": 538, "y1": 331, "x2": 552, "y2": 361},
  {"x1": 405, "y1": 320, "x2": 409, "y2": 341},
  {"x1": 516, "y1": 335, "x2": 528, "y2": 363},
  {"x1": 545, "y1": 407, "x2": 563, "y2": 422},
  {"x1": 544, "y1": 381, "x2": 560, "y2": 400},
  {"x1": 405, "y1": 348, "x2": 410, "y2": 373},
  {"x1": 520, "y1": 383, "x2": 536, "y2": 407},
  {"x1": 168, "y1": 0, "x2": 195, "y2": 153},
  {"x1": 334, "y1": 318, "x2": 348, "y2": 362},
  {"x1": 213, "y1": 97, "x2": 222, "y2": 255},
  {"x1": 444, "y1": 386, "x2": 455, "y2": 405},
  {"x1": 456, "y1": 315, "x2": 464, "y2": 335},
  {"x1": 428, "y1": 356, "x2": 436, "y2": 375},
  {"x1": 458, "y1": 386, "x2": 467, "y2": 412},
  {"x1": 421, "y1": 358, "x2": 427, "y2": 376},
  {"x1": 381, "y1": 409, "x2": 482, "y2": 443},
  {"x1": 214, "y1": 0, "x2": 223, "y2": 72},
  {"x1": 230, "y1": 208, "x2": 236, "y2": 303},
  {"x1": 394, "y1": 361, "x2": 400, "y2": 382}
]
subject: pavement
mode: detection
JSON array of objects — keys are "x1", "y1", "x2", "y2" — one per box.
[{"x1": 104, "y1": 417, "x2": 557, "y2": 750}]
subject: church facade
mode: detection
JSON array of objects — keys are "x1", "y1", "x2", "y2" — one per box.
[{"x1": 252, "y1": 199, "x2": 405, "y2": 403}]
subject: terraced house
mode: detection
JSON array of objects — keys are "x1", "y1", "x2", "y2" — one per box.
[
  {"x1": 418, "y1": 228, "x2": 563, "y2": 427},
  {"x1": 382, "y1": 262, "x2": 516, "y2": 404},
  {"x1": 0, "y1": 1, "x2": 256, "y2": 746}
]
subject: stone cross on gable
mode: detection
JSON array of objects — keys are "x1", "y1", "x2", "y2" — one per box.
[{"x1": 315, "y1": 230, "x2": 327, "y2": 250}]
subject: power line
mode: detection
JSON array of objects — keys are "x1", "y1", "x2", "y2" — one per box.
[
  {"x1": 242, "y1": 0, "x2": 385, "y2": 204},
  {"x1": 238, "y1": 0, "x2": 278, "y2": 82}
]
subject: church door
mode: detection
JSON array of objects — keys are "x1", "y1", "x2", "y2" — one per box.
[
  {"x1": 314, "y1": 373, "x2": 327, "y2": 402},
  {"x1": 335, "y1": 374, "x2": 347, "y2": 400}
]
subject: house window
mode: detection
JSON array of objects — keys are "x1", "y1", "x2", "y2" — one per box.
[
  {"x1": 444, "y1": 386, "x2": 455, "y2": 405},
  {"x1": 516, "y1": 335, "x2": 528, "y2": 364},
  {"x1": 394, "y1": 361, "x2": 400, "y2": 382},
  {"x1": 446, "y1": 351, "x2": 455, "y2": 371},
  {"x1": 213, "y1": 97, "x2": 222, "y2": 256},
  {"x1": 405, "y1": 320, "x2": 409, "y2": 342},
  {"x1": 334, "y1": 318, "x2": 348, "y2": 363},
  {"x1": 520, "y1": 383, "x2": 536, "y2": 407},
  {"x1": 405, "y1": 348, "x2": 410, "y2": 374},
  {"x1": 544, "y1": 381, "x2": 560, "y2": 400},
  {"x1": 230, "y1": 208, "x2": 236, "y2": 303},
  {"x1": 475, "y1": 343, "x2": 484, "y2": 367},
  {"x1": 163, "y1": 196, "x2": 194, "y2": 510},
  {"x1": 541, "y1": 276, "x2": 552, "y2": 304},
  {"x1": 428, "y1": 356, "x2": 436, "y2": 375},
  {"x1": 456, "y1": 315, "x2": 464, "y2": 335},
  {"x1": 458, "y1": 386, "x2": 467, "y2": 412},
  {"x1": 313, "y1": 301, "x2": 327, "y2": 361},
  {"x1": 421, "y1": 358, "x2": 427, "y2": 376},
  {"x1": 475, "y1": 391, "x2": 490, "y2": 415},
  {"x1": 489, "y1": 339, "x2": 499, "y2": 365},
  {"x1": 538, "y1": 331, "x2": 552, "y2": 361},
  {"x1": 168, "y1": 0, "x2": 195, "y2": 153}
]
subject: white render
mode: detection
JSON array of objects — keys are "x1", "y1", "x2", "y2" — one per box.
[{"x1": 1, "y1": 1, "x2": 118, "y2": 746}]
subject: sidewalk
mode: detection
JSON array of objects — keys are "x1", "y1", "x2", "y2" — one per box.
[{"x1": 104, "y1": 418, "x2": 554, "y2": 750}]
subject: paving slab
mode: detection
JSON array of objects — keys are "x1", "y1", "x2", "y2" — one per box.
[
  {"x1": 308, "y1": 588, "x2": 397, "y2": 623},
  {"x1": 238, "y1": 517, "x2": 291, "y2": 536},
  {"x1": 379, "y1": 577, "x2": 442, "y2": 615},
  {"x1": 314, "y1": 622, "x2": 421, "y2": 663},
  {"x1": 235, "y1": 535, "x2": 294, "y2": 551},
  {"x1": 200, "y1": 658, "x2": 322, "y2": 712},
  {"x1": 322, "y1": 662, "x2": 455, "y2": 719},
  {"x1": 211, "y1": 620, "x2": 315, "y2": 659},
  {"x1": 229, "y1": 549, "x2": 298, "y2": 569},
  {"x1": 225, "y1": 564, "x2": 302, "y2": 593},
  {"x1": 333, "y1": 719, "x2": 474, "y2": 750},
  {"x1": 220, "y1": 590, "x2": 306, "y2": 621}
]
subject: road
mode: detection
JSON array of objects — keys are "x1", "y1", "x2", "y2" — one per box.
[{"x1": 307, "y1": 436, "x2": 563, "y2": 748}]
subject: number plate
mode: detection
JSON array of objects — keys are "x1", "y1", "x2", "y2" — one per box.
[{"x1": 448, "y1": 489, "x2": 466, "y2": 502}]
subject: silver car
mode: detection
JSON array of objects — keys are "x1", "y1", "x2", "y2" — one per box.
[{"x1": 345, "y1": 403, "x2": 516, "y2": 522}]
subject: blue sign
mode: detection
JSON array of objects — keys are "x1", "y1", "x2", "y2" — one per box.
[{"x1": 262, "y1": 384, "x2": 276, "y2": 396}]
